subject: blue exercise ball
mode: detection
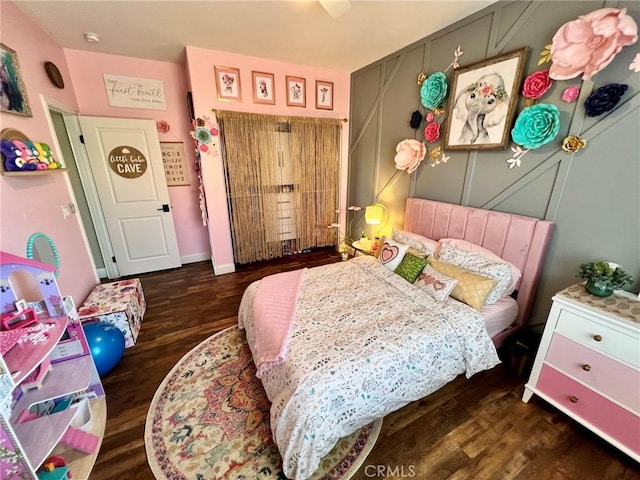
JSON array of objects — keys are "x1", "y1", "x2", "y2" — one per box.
[{"x1": 83, "y1": 321, "x2": 125, "y2": 376}]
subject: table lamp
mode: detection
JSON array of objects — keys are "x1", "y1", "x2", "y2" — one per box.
[{"x1": 365, "y1": 203, "x2": 388, "y2": 239}]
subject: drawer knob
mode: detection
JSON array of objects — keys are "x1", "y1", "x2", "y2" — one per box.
[
  {"x1": 592, "y1": 334, "x2": 602, "y2": 342},
  {"x1": 569, "y1": 395, "x2": 579, "y2": 404},
  {"x1": 582, "y1": 364, "x2": 591, "y2": 372}
]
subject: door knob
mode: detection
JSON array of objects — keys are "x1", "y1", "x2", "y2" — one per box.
[{"x1": 157, "y1": 204, "x2": 170, "y2": 212}]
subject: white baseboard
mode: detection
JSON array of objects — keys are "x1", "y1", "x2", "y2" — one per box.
[
  {"x1": 213, "y1": 262, "x2": 235, "y2": 275},
  {"x1": 180, "y1": 253, "x2": 211, "y2": 264}
]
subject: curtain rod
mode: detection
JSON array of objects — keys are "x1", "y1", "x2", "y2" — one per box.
[{"x1": 212, "y1": 108, "x2": 347, "y2": 123}]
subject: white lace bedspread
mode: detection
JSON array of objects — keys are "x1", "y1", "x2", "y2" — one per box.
[{"x1": 238, "y1": 255, "x2": 500, "y2": 480}]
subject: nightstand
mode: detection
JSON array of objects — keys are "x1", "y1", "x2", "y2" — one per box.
[
  {"x1": 523, "y1": 283, "x2": 640, "y2": 461},
  {"x1": 352, "y1": 239, "x2": 376, "y2": 256}
]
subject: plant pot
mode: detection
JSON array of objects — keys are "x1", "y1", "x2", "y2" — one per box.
[{"x1": 585, "y1": 279, "x2": 614, "y2": 297}]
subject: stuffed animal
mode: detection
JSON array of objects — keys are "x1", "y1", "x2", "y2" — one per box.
[
  {"x1": 34, "y1": 142, "x2": 60, "y2": 169},
  {"x1": 0, "y1": 139, "x2": 37, "y2": 171},
  {"x1": 12, "y1": 139, "x2": 41, "y2": 170}
]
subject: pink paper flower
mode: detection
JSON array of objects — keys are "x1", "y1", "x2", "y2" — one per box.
[
  {"x1": 630, "y1": 53, "x2": 640, "y2": 72},
  {"x1": 561, "y1": 86, "x2": 581, "y2": 102},
  {"x1": 423, "y1": 122, "x2": 441, "y2": 143},
  {"x1": 425, "y1": 112, "x2": 435, "y2": 123},
  {"x1": 549, "y1": 8, "x2": 638, "y2": 81},
  {"x1": 394, "y1": 139, "x2": 426, "y2": 174},
  {"x1": 156, "y1": 120, "x2": 170, "y2": 133},
  {"x1": 522, "y1": 70, "x2": 552, "y2": 99}
]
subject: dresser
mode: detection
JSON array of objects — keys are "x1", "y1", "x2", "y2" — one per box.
[{"x1": 523, "y1": 283, "x2": 640, "y2": 462}]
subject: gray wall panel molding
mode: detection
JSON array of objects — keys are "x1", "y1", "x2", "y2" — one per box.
[{"x1": 350, "y1": 0, "x2": 640, "y2": 321}]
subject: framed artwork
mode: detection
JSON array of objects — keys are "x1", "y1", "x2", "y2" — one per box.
[
  {"x1": 0, "y1": 43, "x2": 32, "y2": 117},
  {"x1": 252, "y1": 71, "x2": 275, "y2": 105},
  {"x1": 286, "y1": 75, "x2": 306, "y2": 107},
  {"x1": 443, "y1": 47, "x2": 527, "y2": 150},
  {"x1": 315, "y1": 80, "x2": 333, "y2": 110},
  {"x1": 214, "y1": 66, "x2": 242, "y2": 102}
]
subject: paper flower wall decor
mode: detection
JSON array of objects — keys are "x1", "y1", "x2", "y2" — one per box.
[
  {"x1": 156, "y1": 120, "x2": 170, "y2": 133},
  {"x1": 584, "y1": 83, "x2": 628, "y2": 117},
  {"x1": 562, "y1": 135, "x2": 587, "y2": 154},
  {"x1": 410, "y1": 110, "x2": 423, "y2": 129},
  {"x1": 424, "y1": 122, "x2": 441, "y2": 143},
  {"x1": 549, "y1": 7, "x2": 638, "y2": 81},
  {"x1": 425, "y1": 112, "x2": 435, "y2": 123},
  {"x1": 561, "y1": 86, "x2": 581, "y2": 103},
  {"x1": 522, "y1": 69, "x2": 553, "y2": 99},
  {"x1": 420, "y1": 72, "x2": 448, "y2": 110},
  {"x1": 191, "y1": 116, "x2": 219, "y2": 153},
  {"x1": 511, "y1": 103, "x2": 561, "y2": 150},
  {"x1": 394, "y1": 139, "x2": 426, "y2": 174},
  {"x1": 630, "y1": 53, "x2": 640, "y2": 72},
  {"x1": 417, "y1": 72, "x2": 427, "y2": 86}
]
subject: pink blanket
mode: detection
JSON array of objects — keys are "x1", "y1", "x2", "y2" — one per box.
[{"x1": 252, "y1": 268, "x2": 306, "y2": 378}]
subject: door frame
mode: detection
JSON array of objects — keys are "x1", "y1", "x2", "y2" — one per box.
[{"x1": 41, "y1": 95, "x2": 120, "y2": 279}]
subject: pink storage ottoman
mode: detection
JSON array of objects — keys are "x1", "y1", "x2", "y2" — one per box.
[{"x1": 78, "y1": 279, "x2": 146, "y2": 348}]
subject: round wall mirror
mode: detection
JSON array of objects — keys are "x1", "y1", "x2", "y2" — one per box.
[{"x1": 26, "y1": 232, "x2": 60, "y2": 277}]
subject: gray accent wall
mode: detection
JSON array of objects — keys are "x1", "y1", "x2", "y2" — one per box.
[{"x1": 349, "y1": 0, "x2": 640, "y2": 325}]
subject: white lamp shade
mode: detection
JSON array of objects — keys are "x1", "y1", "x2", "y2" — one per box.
[{"x1": 365, "y1": 205, "x2": 384, "y2": 225}]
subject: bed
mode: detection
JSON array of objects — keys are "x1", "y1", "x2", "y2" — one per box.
[{"x1": 238, "y1": 198, "x2": 554, "y2": 479}]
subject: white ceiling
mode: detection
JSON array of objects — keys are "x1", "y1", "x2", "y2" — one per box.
[{"x1": 11, "y1": 0, "x2": 497, "y2": 72}]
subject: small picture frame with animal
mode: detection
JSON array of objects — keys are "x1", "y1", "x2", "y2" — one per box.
[
  {"x1": 286, "y1": 76, "x2": 306, "y2": 107},
  {"x1": 443, "y1": 47, "x2": 527, "y2": 150},
  {"x1": 214, "y1": 66, "x2": 242, "y2": 102},
  {"x1": 252, "y1": 71, "x2": 275, "y2": 105},
  {"x1": 315, "y1": 80, "x2": 333, "y2": 110}
]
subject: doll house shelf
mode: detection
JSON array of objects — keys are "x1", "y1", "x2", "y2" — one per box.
[{"x1": 0, "y1": 251, "x2": 106, "y2": 479}]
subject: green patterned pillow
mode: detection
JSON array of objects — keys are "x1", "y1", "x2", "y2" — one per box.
[{"x1": 394, "y1": 252, "x2": 428, "y2": 283}]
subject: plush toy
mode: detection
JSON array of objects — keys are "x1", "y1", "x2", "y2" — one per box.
[
  {"x1": 0, "y1": 139, "x2": 37, "y2": 171},
  {"x1": 35, "y1": 142, "x2": 60, "y2": 169},
  {"x1": 12, "y1": 139, "x2": 41, "y2": 170},
  {"x1": 24, "y1": 140, "x2": 46, "y2": 169}
]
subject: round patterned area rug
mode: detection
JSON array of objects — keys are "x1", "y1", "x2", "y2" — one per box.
[{"x1": 145, "y1": 326, "x2": 382, "y2": 479}]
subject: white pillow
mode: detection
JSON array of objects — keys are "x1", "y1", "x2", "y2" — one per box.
[
  {"x1": 414, "y1": 265, "x2": 458, "y2": 302},
  {"x1": 438, "y1": 243, "x2": 512, "y2": 305},
  {"x1": 392, "y1": 228, "x2": 441, "y2": 256},
  {"x1": 440, "y1": 238, "x2": 522, "y2": 294},
  {"x1": 377, "y1": 238, "x2": 409, "y2": 271}
]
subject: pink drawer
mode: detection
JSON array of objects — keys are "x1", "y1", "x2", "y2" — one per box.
[
  {"x1": 546, "y1": 334, "x2": 640, "y2": 412},
  {"x1": 538, "y1": 365, "x2": 640, "y2": 457}
]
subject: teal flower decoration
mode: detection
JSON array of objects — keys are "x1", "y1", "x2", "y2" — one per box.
[
  {"x1": 511, "y1": 103, "x2": 560, "y2": 150},
  {"x1": 195, "y1": 127, "x2": 211, "y2": 144},
  {"x1": 420, "y1": 72, "x2": 448, "y2": 110}
]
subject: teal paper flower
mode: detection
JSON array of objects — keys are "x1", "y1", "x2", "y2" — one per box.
[
  {"x1": 511, "y1": 103, "x2": 560, "y2": 150},
  {"x1": 195, "y1": 127, "x2": 211, "y2": 144},
  {"x1": 420, "y1": 72, "x2": 448, "y2": 110}
]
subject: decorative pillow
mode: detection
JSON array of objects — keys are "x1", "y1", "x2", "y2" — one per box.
[
  {"x1": 438, "y1": 244, "x2": 513, "y2": 305},
  {"x1": 392, "y1": 228, "x2": 441, "y2": 256},
  {"x1": 440, "y1": 238, "x2": 522, "y2": 294},
  {"x1": 414, "y1": 264, "x2": 458, "y2": 302},
  {"x1": 377, "y1": 238, "x2": 409, "y2": 271},
  {"x1": 394, "y1": 252, "x2": 428, "y2": 283},
  {"x1": 429, "y1": 259, "x2": 498, "y2": 311}
]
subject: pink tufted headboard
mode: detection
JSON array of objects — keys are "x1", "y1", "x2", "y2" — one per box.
[{"x1": 404, "y1": 198, "x2": 554, "y2": 346}]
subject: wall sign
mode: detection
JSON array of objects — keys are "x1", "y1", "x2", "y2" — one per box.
[
  {"x1": 160, "y1": 142, "x2": 190, "y2": 186},
  {"x1": 108, "y1": 145, "x2": 148, "y2": 179},
  {"x1": 103, "y1": 73, "x2": 167, "y2": 110}
]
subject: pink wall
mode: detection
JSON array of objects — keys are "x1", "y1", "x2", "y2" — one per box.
[
  {"x1": 64, "y1": 49, "x2": 210, "y2": 261},
  {"x1": 0, "y1": 1, "x2": 98, "y2": 306},
  {"x1": 185, "y1": 46, "x2": 351, "y2": 271}
]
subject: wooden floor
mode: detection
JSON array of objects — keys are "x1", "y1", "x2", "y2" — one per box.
[{"x1": 91, "y1": 248, "x2": 639, "y2": 480}]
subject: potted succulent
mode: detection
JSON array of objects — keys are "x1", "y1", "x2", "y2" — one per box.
[{"x1": 576, "y1": 261, "x2": 633, "y2": 297}]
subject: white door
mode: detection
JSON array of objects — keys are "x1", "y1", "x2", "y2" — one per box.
[{"x1": 78, "y1": 116, "x2": 181, "y2": 276}]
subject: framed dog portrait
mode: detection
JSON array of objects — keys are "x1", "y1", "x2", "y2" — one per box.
[
  {"x1": 215, "y1": 66, "x2": 241, "y2": 102},
  {"x1": 443, "y1": 47, "x2": 527, "y2": 150},
  {"x1": 0, "y1": 43, "x2": 32, "y2": 117}
]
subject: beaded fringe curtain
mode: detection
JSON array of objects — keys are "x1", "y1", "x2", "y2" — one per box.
[{"x1": 217, "y1": 111, "x2": 340, "y2": 264}]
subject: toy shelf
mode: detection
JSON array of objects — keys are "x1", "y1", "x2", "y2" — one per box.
[
  {"x1": 10, "y1": 355, "x2": 94, "y2": 424},
  {"x1": 52, "y1": 396, "x2": 106, "y2": 478},
  {"x1": 0, "y1": 168, "x2": 67, "y2": 176},
  {"x1": 13, "y1": 408, "x2": 77, "y2": 471},
  {"x1": 3, "y1": 317, "x2": 68, "y2": 387}
]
